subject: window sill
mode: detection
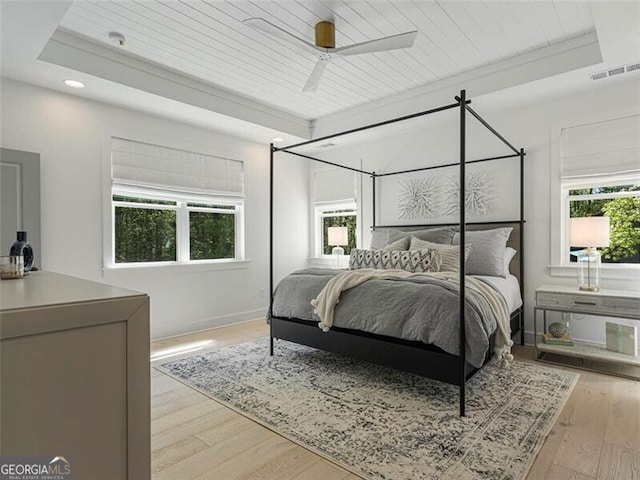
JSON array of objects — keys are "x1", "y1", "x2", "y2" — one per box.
[
  {"x1": 103, "y1": 259, "x2": 251, "y2": 273},
  {"x1": 549, "y1": 264, "x2": 639, "y2": 282}
]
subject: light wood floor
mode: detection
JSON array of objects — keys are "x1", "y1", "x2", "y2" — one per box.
[{"x1": 151, "y1": 320, "x2": 640, "y2": 480}]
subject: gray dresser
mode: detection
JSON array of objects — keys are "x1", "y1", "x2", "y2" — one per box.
[{"x1": 0, "y1": 271, "x2": 150, "y2": 479}]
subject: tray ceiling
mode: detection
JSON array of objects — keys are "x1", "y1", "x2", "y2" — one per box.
[{"x1": 60, "y1": 1, "x2": 595, "y2": 120}]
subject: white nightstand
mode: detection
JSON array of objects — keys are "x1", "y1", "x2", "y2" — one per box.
[{"x1": 534, "y1": 284, "x2": 640, "y2": 379}]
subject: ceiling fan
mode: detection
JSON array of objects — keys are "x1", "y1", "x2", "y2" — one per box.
[{"x1": 243, "y1": 18, "x2": 418, "y2": 93}]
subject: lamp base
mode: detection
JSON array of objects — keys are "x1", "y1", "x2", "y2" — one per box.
[
  {"x1": 331, "y1": 246, "x2": 344, "y2": 268},
  {"x1": 579, "y1": 285, "x2": 600, "y2": 292},
  {"x1": 576, "y1": 247, "x2": 602, "y2": 293}
]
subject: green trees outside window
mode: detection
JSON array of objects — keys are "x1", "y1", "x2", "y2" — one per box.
[
  {"x1": 569, "y1": 184, "x2": 640, "y2": 263},
  {"x1": 189, "y1": 211, "x2": 235, "y2": 260},
  {"x1": 113, "y1": 194, "x2": 239, "y2": 264},
  {"x1": 115, "y1": 207, "x2": 177, "y2": 263}
]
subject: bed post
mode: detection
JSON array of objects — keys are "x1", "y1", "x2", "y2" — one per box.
[
  {"x1": 269, "y1": 143, "x2": 275, "y2": 356},
  {"x1": 458, "y1": 90, "x2": 467, "y2": 417},
  {"x1": 519, "y1": 147, "x2": 525, "y2": 346},
  {"x1": 372, "y1": 172, "x2": 376, "y2": 229}
]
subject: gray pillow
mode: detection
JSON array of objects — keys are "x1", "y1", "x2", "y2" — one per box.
[
  {"x1": 409, "y1": 237, "x2": 472, "y2": 272},
  {"x1": 382, "y1": 236, "x2": 410, "y2": 251},
  {"x1": 452, "y1": 228, "x2": 513, "y2": 277},
  {"x1": 370, "y1": 227, "x2": 455, "y2": 250},
  {"x1": 409, "y1": 227, "x2": 456, "y2": 245},
  {"x1": 349, "y1": 248, "x2": 441, "y2": 273}
]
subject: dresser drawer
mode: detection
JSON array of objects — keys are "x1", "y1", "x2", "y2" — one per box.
[{"x1": 536, "y1": 291, "x2": 640, "y2": 318}]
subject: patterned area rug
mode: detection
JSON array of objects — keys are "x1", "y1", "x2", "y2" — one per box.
[{"x1": 158, "y1": 338, "x2": 578, "y2": 480}]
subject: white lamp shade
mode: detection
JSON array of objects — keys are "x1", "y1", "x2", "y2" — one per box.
[
  {"x1": 327, "y1": 226, "x2": 348, "y2": 246},
  {"x1": 570, "y1": 216, "x2": 610, "y2": 247}
]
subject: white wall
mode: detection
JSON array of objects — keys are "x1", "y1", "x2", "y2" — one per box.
[
  {"x1": 273, "y1": 151, "x2": 310, "y2": 285},
  {"x1": 0, "y1": 78, "x2": 309, "y2": 339},
  {"x1": 315, "y1": 78, "x2": 640, "y2": 345}
]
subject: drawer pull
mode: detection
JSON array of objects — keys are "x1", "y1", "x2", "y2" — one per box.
[{"x1": 574, "y1": 301, "x2": 596, "y2": 306}]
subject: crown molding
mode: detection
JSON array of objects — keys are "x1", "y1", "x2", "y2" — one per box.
[
  {"x1": 39, "y1": 29, "x2": 311, "y2": 139},
  {"x1": 311, "y1": 32, "x2": 602, "y2": 139}
]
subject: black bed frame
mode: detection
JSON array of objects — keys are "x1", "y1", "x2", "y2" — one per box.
[{"x1": 269, "y1": 90, "x2": 526, "y2": 416}]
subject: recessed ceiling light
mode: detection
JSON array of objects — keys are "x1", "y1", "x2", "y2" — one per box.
[
  {"x1": 272, "y1": 137, "x2": 284, "y2": 143},
  {"x1": 64, "y1": 80, "x2": 85, "y2": 89}
]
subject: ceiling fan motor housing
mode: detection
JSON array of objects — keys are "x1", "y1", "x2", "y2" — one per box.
[{"x1": 315, "y1": 21, "x2": 335, "y2": 49}]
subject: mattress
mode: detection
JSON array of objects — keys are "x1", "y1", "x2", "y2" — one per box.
[
  {"x1": 270, "y1": 268, "x2": 508, "y2": 368},
  {"x1": 473, "y1": 274, "x2": 522, "y2": 314}
]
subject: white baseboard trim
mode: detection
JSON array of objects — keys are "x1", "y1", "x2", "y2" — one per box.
[
  {"x1": 152, "y1": 308, "x2": 267, "y2": 341},
  {"x1": 522, "y1": 331, "x2": 536, "y2": 346}
]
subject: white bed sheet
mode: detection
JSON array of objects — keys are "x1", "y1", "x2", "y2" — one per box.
[{"x1": 473, "y1": 274, "x2": 522, "y2": 314}]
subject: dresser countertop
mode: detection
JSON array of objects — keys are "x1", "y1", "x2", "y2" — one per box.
[{"x1": 0, "y1": 270, "x2": 145, "y2": 312}]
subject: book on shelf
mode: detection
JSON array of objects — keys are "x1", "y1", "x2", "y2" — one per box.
[
  {"x1": 606, "y1": 322, "x2": 638, "y2": 356},
  {"x1": 542, "y1": 333, "x2": 574, "y2": 346}
]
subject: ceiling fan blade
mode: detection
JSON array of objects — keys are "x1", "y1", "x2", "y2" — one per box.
[
  {"x1": 334, "y1": 30, "x2": 418, "y2": 56},
  {"x1": 243, "y1": 17, "x2": 320, "y2": 54},
  {"x1": 303, "y1": 55, "x2": 330, "y2": 93}
]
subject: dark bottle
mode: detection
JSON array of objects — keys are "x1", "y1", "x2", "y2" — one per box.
[{"x1": 10, "y1": 231, "x2": 34, "y2": 273}]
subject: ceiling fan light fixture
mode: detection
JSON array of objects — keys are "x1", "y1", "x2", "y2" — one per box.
[
  {"x1": 244, "y1": 17, "x2": 417, "y2": 93},
  {"x1": 315, "y1": 21, "x2": 335, "y2": 49}
]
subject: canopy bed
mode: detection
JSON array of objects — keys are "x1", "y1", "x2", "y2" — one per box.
[{"x1": 268, "y1": 90, "x2": 526, "y2": 416}]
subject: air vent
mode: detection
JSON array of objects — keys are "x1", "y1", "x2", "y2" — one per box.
[
  {"x1": 590, "y1": 61, "x2": 640, "y2": 81},
  {"x1": 626, "y1": 62, "x2": 640, "y2": 73}
]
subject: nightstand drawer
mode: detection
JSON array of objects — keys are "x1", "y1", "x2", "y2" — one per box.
[{"x1": 536, "y1": 291, "x2": 640, "y2": 317}]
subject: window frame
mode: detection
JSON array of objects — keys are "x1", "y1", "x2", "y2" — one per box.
[
  {"x1": 109, "y1": 187, "x2": 244, "y2": 268},
  {"x1": 314, "y1": 202, "x2": 358, "y2": 258},
  {"x1": 561, "y1": 175, "x2": 639, "y2": 266},
  {"x1": 105, "y1": 185, "x2": 246, "y2": 269}
]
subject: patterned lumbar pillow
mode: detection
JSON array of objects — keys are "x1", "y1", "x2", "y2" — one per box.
[
  {"x1": 409, "y1": 237, "x2": 472, "y2": 272},
  {"x1": 349, "y1": 248, "x2": 441, "y2": 273}
]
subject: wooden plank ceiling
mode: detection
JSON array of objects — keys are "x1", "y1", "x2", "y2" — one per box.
[{"x1": 60, "y1": 1, "x2": 594, "y2": 119}]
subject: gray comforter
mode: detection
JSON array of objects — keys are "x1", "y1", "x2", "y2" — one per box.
[{"x1": 269, "y1": 268, "x2": 501, "y2": 368}]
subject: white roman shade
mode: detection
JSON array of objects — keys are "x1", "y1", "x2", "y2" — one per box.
[
  {"x1": 561, "y1": 114, "x2": 640, "y2": 179},
  {"x1": 313, "y1": 168, "x2": 357, "y2": 204},
  {"x1": 111, "y1": 137, "x2": 244, "y2": 196}
]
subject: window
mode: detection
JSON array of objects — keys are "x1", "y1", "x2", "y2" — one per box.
[
  {"x1": 564, "y1": 179, "x2": 640, "y2": 264},
  {"x1": 559, "y1": 114, "x2": 639, "y2": 267},
  {"x1": 113, "y1": 190, "x2": 241, "y2": 264},
  {"x1": 107, "y1": 138, "x2": 244, "y2": 266},
  {"x1": 316, "y1": 204, "x2": 357, "y2": 256},
  {"x1": 312, "y1": 166, "x2": 359, "y2": 257}
]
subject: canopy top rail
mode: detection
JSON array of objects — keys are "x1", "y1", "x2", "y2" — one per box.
[
  {"x1": 273, "y1": 92, "x2": 523, "y2": 179},
  {"x1": 274, "y1": 100, "x2": 469, "y2": 153}
]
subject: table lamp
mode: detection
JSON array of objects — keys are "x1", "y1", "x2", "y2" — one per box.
[
  {"x1": 570, "y1": 216, "x2": 610, "y2": 292},
  {"x1": 327, "y1": 226, "x2": 348, "y2": 267}
]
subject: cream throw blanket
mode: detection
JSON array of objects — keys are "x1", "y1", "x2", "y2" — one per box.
[{"x1": 310, "y1": 269, "x2": 514, "y2": 366}]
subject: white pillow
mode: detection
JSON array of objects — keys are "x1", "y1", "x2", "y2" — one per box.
[{"x1": 504, "y1": 247, "x2": 516, "y2": 275}]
